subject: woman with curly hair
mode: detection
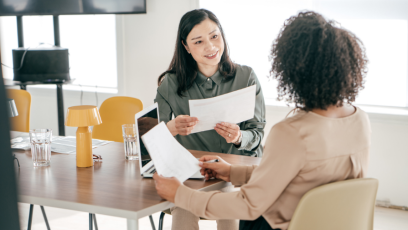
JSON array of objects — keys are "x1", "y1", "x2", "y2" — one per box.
[{"x1": 153, "y1": 11, "x2": 370, "y2": 230}]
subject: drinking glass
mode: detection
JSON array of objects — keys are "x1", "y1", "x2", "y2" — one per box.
[
  {"x1": 29, "y1": 129, "x2": 52, "y2": 167},
  {"x1": 122, "y1": 124, "x2": 139, "y2": 160}
]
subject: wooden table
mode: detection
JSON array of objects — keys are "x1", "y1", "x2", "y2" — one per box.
[{"x1": 12, "y1": 134, "x2": 261, "y2": 230}]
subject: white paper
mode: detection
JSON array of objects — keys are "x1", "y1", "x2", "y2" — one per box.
[
  {"x1": 11, "y1": 136, "x2": 111, "y2": 154},
  {"x1": 50, "y1": 136, "x2": 111, "y2": 154},
  {"x1": 189, "y1": 85, "x2": 256, "y2": 133},
  {"x1": 141, "y1": 122, "x2": 201, "y2": 182}
]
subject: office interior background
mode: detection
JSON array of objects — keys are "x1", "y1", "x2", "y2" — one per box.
[{"x1": 1, "y1": 0, "x2": 407, "y2": 222}]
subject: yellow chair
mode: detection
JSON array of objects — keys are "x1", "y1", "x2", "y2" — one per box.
[
  {"x1": 93, "y1": 96, "x2": 143, "y2": 142},
  {"x1": 7, "y1": 89, "x2": 31, "y2": 132},
  {"x1": 288, "y1": 178, "x2": 379, "y2": 230},
  {"x1": 91, "y1": 96, "x2": 150, "y2": 229}
]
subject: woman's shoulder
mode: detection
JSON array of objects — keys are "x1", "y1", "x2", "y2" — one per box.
[
  {"x1": 234, "y1": 64, "x2": 255, "y2": 78},
  {"x1": 233, "y1": 64, "x2": 261, "y2": 88},
  {"x1": 275, "y1": 106, "x2": 371, "y2": 133},
  {"x1": 158, "y1": 72, "x2": 178, "y2": 90}
]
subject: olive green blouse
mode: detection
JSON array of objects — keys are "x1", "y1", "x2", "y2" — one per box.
[{"x1": 154, "y1": 64, "x2": 266, "y2": 157}]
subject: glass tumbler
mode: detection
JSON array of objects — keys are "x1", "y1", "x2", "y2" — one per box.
[
  {"x1": 29, "y1": 129, "x2": 52, "y2": 167},
  {"x1": 122, "y1": 124, "x2": 139, "y2": 160}
]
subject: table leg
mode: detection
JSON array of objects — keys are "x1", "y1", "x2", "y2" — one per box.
[
  {"x1": 127, "y1": 219, "x2": 138, "y2": 230},
  {"x1": 27, "y1": 204, "x2": 34, "y2": 230},
  {"x1": 56, "y1": 84, "x2": 65, "y2": 136}
]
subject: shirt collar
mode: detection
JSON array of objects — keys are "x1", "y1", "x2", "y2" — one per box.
[{"x1": 195, "y1": 70, "x2": 223, "y2": 86}]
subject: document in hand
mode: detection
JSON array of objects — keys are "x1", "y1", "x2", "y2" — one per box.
[
  {"x1": 141, "y1": 122, "x2": 201, "y2": 182},
  {"x1": 189, "y1": 85, "x2": 256, "y2": 133}
]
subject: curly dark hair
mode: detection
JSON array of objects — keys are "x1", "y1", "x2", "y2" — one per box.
[{"x1": 270, "y1": 11, "x2": 368, "y2": 110}]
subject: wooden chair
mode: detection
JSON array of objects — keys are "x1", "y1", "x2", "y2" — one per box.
[
  {"x1": 288, "y1": 178, "x2": 379, "y2": 230},
  {"x1": 7, "y1": 89, "x2": 31, "y2": 132},
  {"x1": 93, "y1": 96, "x2": 143, "y2": 142}
]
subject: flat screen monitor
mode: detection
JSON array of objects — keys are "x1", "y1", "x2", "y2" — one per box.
[{"x1": 0, "y1": 0, "x2": 146, "y2": 16}]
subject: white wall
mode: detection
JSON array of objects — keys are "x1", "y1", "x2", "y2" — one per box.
[
  {"x1": 21, "y1": 0, "x2": 408, "y2": 207},
  {"x1": 118, "y1": 0, "x2": 198, "y2": 105}
]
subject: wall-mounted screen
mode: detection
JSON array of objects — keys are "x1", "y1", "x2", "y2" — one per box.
[{"x1": 0, "y1": 0, "x2": 146, "y2": 16}]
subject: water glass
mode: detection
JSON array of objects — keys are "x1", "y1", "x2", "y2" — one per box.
[
  {"x1": 29, "y1": 129, "x2": 52, "y2": 167},
  {"x1": 122, "y1": 124, "x2": 139, "y2": 160}
]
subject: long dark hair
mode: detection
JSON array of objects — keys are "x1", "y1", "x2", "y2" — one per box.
[{"x1": 158, "y1": 9, "x2": 236, "y2": 97}]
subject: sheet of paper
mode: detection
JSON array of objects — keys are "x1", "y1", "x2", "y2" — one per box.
[
  {"x1": 189, "y1": 85, "x2": 256, "y2": 133},
  {"x1": 11, "y1": 136, "x2": 111, "y2": 154},
  {"x1": 50, "y1": 136, "x2": 111, "y2": 154},
  {"x1": 141, "y1": 122, "x2": 201, "y2": 182}
]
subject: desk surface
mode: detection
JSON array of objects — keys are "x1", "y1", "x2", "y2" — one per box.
[{"x1": 13, "y1": 134, "x2": 261, "y2": 219}]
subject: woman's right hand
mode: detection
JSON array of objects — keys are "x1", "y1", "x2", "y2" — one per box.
[
  {"x1": 167, "y1": 115, "x2": 198, "y2": 136},
  {"x1": 198, "y1": 156, "x2": 231, "y2": 182}
]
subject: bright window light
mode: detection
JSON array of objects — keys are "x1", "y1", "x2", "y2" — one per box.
[
  {"x1": 0, "y1": 15, "x2": 117, "y2": 88},
  {"x1": 200, "y1": 0, "x2": 408, "y2": 107}
]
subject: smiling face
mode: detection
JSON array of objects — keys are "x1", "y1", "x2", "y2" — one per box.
[{"x1": 183, "y1": 18, "x2": 225, "y2": 75}]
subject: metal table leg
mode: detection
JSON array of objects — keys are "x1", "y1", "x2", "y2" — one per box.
[
  {"x1": 89, "y1": 213, "x2": 93, "y2": 230},
  {"x1": 149, "y1": 215, "x2": 156, "y2": 230},
  {"x1": 27, "y1": 204, "x2": 34, "y2": 230},
  {"x1": 127, "y1": 219, "x2": 138, "y2": 230},
  {"x1": 56, "y1": 84, "x2": 65, "y2": 136},
  {"x1": 40, "y1": 206, "x2": 51, "y2": 230}
]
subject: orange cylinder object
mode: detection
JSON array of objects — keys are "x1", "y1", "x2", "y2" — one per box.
[{"x1": 76, "y1": 126, "x2": 93, "y2": 167}]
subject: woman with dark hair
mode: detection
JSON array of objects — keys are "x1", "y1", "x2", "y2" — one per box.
[
  {"x1": 154, "y1": 9, "x2": 266, "y2": 230},
  {"x1": 153, "y1": 11, "x2": 370, "y2": 230}
]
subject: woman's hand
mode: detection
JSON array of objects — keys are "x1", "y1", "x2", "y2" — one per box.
[
  {"x1": 167, "y1": 115, "x2": 199, "y2": 136},
  {"x1": 214, "y1": 122, "x2": 241, "y2": 144},
  {"x1": 199, "y1": 155, "x2": 231, "y2": 182},
  {"x1": 153, "y1": 173, "x2": 181, "y2": 203}
]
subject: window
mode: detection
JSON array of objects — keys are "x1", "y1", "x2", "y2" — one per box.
[
  {"x1": 0, "y1": 14, "x2": 117, "y2": 89},
  {"x1": 200, "y1": 0, "x2": 408, "y2": 107}
]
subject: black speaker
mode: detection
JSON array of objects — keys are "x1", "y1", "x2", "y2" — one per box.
[{"x1": 12, "y1": 47, "x2": 70, "y2": 83}]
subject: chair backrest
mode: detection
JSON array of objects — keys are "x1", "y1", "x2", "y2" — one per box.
[
  {"x1": 7, "y1": 89, "x2": 32, "y2": 132},
  {"x1": 288, "y1": 178, "x2": 379, "y2": 230},
  {"x1": 92, "y1": 96, "x2": 143, "y2": 142}
]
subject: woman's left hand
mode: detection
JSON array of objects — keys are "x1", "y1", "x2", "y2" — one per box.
[
  {"x1": 153, "y1": 173, "x2": 181, "y2": 203},
  {"x1": 215, "y1": 122, "x2": 241, "y2": 144}
]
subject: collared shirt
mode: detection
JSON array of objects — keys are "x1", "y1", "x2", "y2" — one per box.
[
  {"x1": 175, "y1": 107, "x2": 371, "y2": 230},
  {"x1": 154, "y1": 64, "x2": 266, "y2": 156}
]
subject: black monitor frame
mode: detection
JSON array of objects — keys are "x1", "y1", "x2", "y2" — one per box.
[{"x1": 0, "y1": 0, "x2": 146, "y2": 16}]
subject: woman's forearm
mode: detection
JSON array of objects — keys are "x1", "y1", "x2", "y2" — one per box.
[{"x1": 167, "y1": 119, "x2": 179, "y2": 136}]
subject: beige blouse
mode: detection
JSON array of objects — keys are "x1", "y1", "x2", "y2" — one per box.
[{"x1": 175, "y1": 107, "x2": 371, "y2": 230}]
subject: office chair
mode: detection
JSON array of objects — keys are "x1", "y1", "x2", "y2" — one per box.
[
  {"x1": 288, "y1": 178, "x2": 379, "y2": 230},
  {"x1": 92, "y1": 97, "x2": 156, "y2": 230},
  {"x1": 93, "y1": 96, "x2": 143, "y2": 142},
  {"x1": 7, "y1": 89, "x2": 31, "y2": 132}
]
